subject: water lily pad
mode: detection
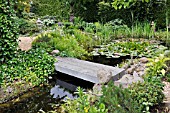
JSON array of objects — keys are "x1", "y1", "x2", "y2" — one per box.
[
  {"x1": 112, "y1": 55, "x2": 120, "y2": 58},
  {"x1": 91, "y1": 41, "x2": 168, "y2": 58},
  {"x1": 99, "y1": 52, "x2": 105, "y2": 55},
  {"x1": 91, "y1": 51, "x2": 100, "y2": 56}
]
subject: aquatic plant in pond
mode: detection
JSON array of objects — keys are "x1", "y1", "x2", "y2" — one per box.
[{"x1": 91, "y1": 41, "x2": 167, "y2": 58}]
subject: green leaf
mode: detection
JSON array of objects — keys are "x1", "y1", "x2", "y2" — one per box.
[{"x1": 161, "y1": 69, "x2": 166, "y2": 76}]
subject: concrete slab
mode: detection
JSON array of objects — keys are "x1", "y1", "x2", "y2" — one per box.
[{"x1": 55, "y1": 57, "x2": 125, "y2": 84}]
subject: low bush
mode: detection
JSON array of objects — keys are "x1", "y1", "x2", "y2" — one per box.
[
  {"x1": 51, "y1": 35, "x2": 88, "y2": 58},
  {"x1": 129, "y1": 53, "x2": 169, "y2": 112},
  {"x1": 99, "y1": 82, "x2": 141, "y2": 113},
  {"x1": 15, "y1": 17, "x2": 39, "y2": 35},
  {"x1": 58, "y1": 82, "x2": 141, "y2": 113},
  {"x1": 32, "y1": 31, "x2": 89, "y2": 59},
  {"x1": 59, "y1": 87, "x2": 108, "y2": 113},
  {"x1": 130, "y1": 77, "x2": 165, "y2": 112},
  {"x1": 32, "y1": 33, "x2": 54, "y2": 52},
  {"x1": 0, "y1": 48, "x2": 55, "y2": 86},
  {"x1": 146, "y1": 54, "x2": 170, "y2": 78}
]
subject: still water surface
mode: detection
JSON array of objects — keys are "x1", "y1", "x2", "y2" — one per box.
[{"x1": 0, "y1": 72, "x2": 94, "y2": 113}]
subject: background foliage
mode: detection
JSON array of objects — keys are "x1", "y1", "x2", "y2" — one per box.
[
  {"x1": 30, "y1": 0, "x2": 170, "y2": 29},
  {"x1": 31, "y1": 0, "x2": 69, "y2": 20}
]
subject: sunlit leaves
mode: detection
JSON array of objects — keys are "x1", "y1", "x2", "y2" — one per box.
[{"x1": 108, "y1": 0, "x2": 150, "y2": 10}]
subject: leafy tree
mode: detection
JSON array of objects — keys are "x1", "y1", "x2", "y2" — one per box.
[
  {"x1": 59, "y1": 0, "x2": 95, "y2": 17},
  {"x1": 32, "y1": 0, "x2": 69, "y2": 20},
  {"x1": 110, "y1": 0, "x2": 150, "y2": 10},
  {"x1": 99, "y1": 0, "x2": 151, "y2": 37}
]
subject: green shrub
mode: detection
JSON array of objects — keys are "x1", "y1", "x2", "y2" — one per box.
[
  {"x1": 99, "y1": 82, "x2": 141, "y2": 113},
  {"x1": 32, "y1": 33, "x2": 54, "y2": 52},
  {"x1": 60, "y1": 87, "x2": 108, "y2": 113},
  {"x1": 72, "y1": 29, "x2": 93, "y2": 50},
  {"x1": 129, "y1": 53, "x2": 168, "y2": 112},
  {"x1": 0, "y1": 0, "x2": 19, "y2": 64},
  {"x1": 130, "y1": 78, "x2": 164, "y2": 112},
  {"x1": 146, "y1": 54, "x2": 170, "y2": 78},
  {"x1": 33, "y1": 31, "x2": 88, "y2": 59},
  {"x1": 15, "y1": 17, "x2": 39, "y2": 34},
  {"x1": 51, "y1": 35, "x2": 88, "y2": 58},
  {"x1": 0, "y1": 48, "x2": 55, "y2": 86}
]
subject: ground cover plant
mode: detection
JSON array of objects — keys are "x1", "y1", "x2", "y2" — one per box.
[
  {"x1": 0, "y1": 48, "x2": 55, "y2": 103},
  {"x1": 0, "y1": 0, "x2": 19, "y2": 64},
  {"x1": 0, "y1": 48, "x2": 55, "y2": 86}
]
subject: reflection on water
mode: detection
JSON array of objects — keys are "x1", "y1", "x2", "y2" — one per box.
[
  {"x1": 0, "y1": 72, "x2": 94, "y2": 113},
  {"x1": 51, "y1": 85, "x2": 75, "y2": 99}
]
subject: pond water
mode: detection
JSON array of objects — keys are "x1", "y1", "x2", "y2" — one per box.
[
  {"x1": 0, "y1": 72, "x2": 94, "y2": 113},
  {"x1": 91, "y1": 55, "x2": 128, "y2": 66}
]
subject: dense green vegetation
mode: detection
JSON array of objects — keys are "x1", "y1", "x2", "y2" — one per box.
[
  {"x1": 1, "y1": 0, "x2": 170, "y2": 112},
  {"x1": 0, "y1": 0, "x2": 19, "y2": 64},
  {"x1": 32, "y1": 29, "x2": 90, "y2": 58},
  {"x1": 0, "y1": 0, "x2": 55, "y2": 103},
  {"x1": 0, "y1": 48, "x2": 55, "y2": 86},
  {"x1": 29, "y1": 0, "x2": 170, "y2": 27}
]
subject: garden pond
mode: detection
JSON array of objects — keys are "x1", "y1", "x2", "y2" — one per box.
[
  {"x1": 0, "y1": 72, "x2": 94, "y2": 113},
  {"x1": 0, "y1": 39, "x2": 168, "y2": 113}
]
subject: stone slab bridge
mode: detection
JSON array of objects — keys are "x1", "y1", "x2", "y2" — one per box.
[{"x1": 55, "y1": 57, "x2": 125, "y2": 84}]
